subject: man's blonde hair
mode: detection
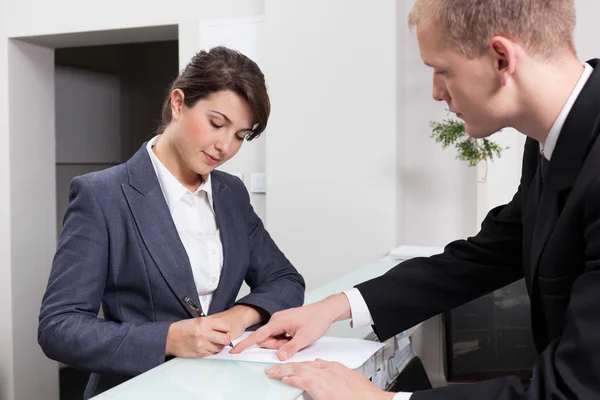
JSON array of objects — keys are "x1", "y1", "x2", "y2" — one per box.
[{"x1": 408, "y1": 0, "x2": 576, "y2": 60}]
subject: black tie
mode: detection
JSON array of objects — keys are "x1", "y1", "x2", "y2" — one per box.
[{"x1": 539, "y1": 153, "x2": 549, "y2": 184}]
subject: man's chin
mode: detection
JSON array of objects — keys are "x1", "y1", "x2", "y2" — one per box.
[{"x1": 464, "y1": 123, "x2": 497, "y2": 139}]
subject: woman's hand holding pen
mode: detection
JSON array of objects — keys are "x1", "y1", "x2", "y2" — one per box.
[
  {"x1": 165, "y1": 304, "x2": 267, "y2": 358},
  {"x1": 211, "y1": 305, "x2": 266, "y2": 342},
  {"x1": 165, "y1": 317, "x2": 232, "y2": 358}
]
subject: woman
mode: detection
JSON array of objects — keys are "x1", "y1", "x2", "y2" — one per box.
[{"x1": 38, "y1": 46, "x2": 305, "y2": 398}]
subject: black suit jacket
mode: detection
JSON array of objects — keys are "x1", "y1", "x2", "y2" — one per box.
[{"x1": 357, "y1": 59, "x2": 600, "y2": 399}]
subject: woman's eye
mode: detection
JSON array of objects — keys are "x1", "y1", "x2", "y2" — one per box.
[
  {"x1": 235, "y1": 135, "x2": 245, "y2": 142},
  {"x1": 210, "y1": 120, "x2": 223, "y2": 129}
]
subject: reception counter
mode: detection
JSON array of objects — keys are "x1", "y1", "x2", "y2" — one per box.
[{"x1": 93, "y1": 252, "x2": 430, "y2": 400}]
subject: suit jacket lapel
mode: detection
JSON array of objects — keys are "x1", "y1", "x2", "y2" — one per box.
[
  {"x1": 528, "y1": 59, "x2": 600, "y2": 283},
  {"x1": 207, "y1": 175, "x2": 243, "y2": 315},
  {"x1": 122, "y1": 144, "x2": 200, "y2": 318},
  {"x1": 528, "y1": 183, "x2": 562, "y2": 285},
  {"x1": 522, "y1": 141, "x2": 542, "y2": 289}
]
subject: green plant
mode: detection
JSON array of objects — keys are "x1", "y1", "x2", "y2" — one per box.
[{"x1": 430, "y1": 119, "x2": 504, "y2": 167}]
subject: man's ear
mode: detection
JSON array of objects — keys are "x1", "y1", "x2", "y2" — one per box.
[
  {"x1": 489, "y1": 36, "x2": 518, "y2": 86},
  {"x1": 170, "y1": 89, "x2": 185, "y2": 121}
]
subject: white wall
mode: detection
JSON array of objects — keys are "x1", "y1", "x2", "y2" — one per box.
[
  {"x1": 475, "y1": 130, "x2": 526, "y2": 224},
  {"x1": 398, "y1": 0, "x2": 478, "y2": 246},
  {"x1": 8, "y1": 39, "x2": 58, "y2": 400},
  {"x1": 574, "y1": 0, "x2": 600, "y2": 65},
  {"x1": 4, "y1": 0, "x2": 264, "y2": 39},
  {"x1": 264, "y1": 0, "x2": 398, "y2": 291},
  {"x1": 263, "y1": 0, "x2": 480, "y2": 292},
  {"x1": 0, "y1": 5, "x2": 15, "y2": 400}
]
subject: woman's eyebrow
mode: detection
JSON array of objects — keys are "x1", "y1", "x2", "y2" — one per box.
[{"x1": 209, "y1": 109, "x2": 253, "y2": 131}]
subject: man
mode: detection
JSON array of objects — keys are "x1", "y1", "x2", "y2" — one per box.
[{"x1": 232, "y1": 0, "x2": 600, "y2": 398}]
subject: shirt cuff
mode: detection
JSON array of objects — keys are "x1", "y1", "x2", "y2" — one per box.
[
  {"x1": 342, "y1": 288, "x2": 374, "y2": 328},
  {"x1": 393, "y1": 392, "x2": 413, "y2": 400}
]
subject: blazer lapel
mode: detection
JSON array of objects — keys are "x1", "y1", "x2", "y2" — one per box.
[
  {"x1": 527, "y1": 184, "x2": 563, "y2": 285},
  {"x1": 122, "y1": 144, "x2": 200, "y2": 318},
  {"x1": 522, "y1": 141, "x2": 542, "y2": 289},
  {"x1": 528, "y1": 59, "x2": 600, "y2": 284},
  {"x1": 207, "y1": 175, "x2": 243, "y2": 315}
]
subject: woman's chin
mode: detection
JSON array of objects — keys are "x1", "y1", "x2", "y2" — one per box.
[{"x1": 192, "y1": 164, "x2": 216, "y2": 177}]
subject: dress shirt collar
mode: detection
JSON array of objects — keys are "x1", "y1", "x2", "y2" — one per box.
[
  {"x1": 146, "y1": 135, "x2": 214, "y2": 212},
  {"x1": 540, "y1": 63, "x2": 593, "y2": 160}
]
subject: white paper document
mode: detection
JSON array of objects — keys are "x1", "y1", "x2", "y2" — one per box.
[{"x1": 207, "y1": 332, "x2": 385, "y2": 369}]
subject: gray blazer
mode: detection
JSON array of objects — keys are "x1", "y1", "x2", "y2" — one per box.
[{"x1": 38, "y1": 143, "x2": 305, "y2": 398}]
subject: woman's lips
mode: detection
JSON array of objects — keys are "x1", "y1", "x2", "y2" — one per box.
[{"x1": 203, "y1": 152, "x2": 220, "y2": 164}]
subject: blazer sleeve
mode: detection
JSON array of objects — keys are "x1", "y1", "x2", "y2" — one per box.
[
  {"x1": 356, "y1": 187, "x2": 525, "y2": 341},
  {"x1": 38, "y1": 176, "x2": 171, "y2": 376},
  {"x1": 233, "y1": 179, "x2": 306, "y2": 315},
  {"x1": 410, "y1": 174, "x2": 600, "y2": 399}
]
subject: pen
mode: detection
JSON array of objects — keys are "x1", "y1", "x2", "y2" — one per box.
[
  {"x1": 183, "y1": 296, "x2": 205, "y2": 317},
  {"x1": 183, "y1": 296, "x2": 234, "y2": 348}
]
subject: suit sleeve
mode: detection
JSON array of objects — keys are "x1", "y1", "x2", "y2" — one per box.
[
  {"x1": 356, "y1": 187, "x2": 525, "y2": 341},
  {"x1": 38, "y1": 176, "x2": 171, "y2": 376},
  {"x1": 233, "y1": 179, "x2": 306, "y2": 316},
  {"x1": 410, "y1": 174, "x2": 600, "y2": 399}
]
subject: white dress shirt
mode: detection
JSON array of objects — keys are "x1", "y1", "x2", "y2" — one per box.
[
  {"x1": 146, "y1": 135, "x2": 223, "y2": 314},
  {"x1": 344, "y1": 63, "x2": 594, "y2": 400}
]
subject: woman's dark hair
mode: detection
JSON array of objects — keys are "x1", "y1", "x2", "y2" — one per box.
[{"x1": 158, "y1": 46, "x2": 270, "y2": 141}]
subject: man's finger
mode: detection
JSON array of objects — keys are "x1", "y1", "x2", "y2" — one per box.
[
  {"x1": 265, "y1": 362, "x2": 308, "y2": 379},
  {"x1": 281, "y1": 375, "x2": 312, "y2": 392},
  {"x1": 230, "y1": 325, "x2": 276, "y2": 354},
  {"x1": 276, "y1": 333, "x2": 311, "y2": 361},
  {"x1": 312, "y1": 358, "x2": 330, "y2": 369},
  {"x1": 268, "y1": 362, "x2": 323, "y2": 397},
  {"x1": 258, "y1": 337, "x2": 290, "y2": 350}
]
